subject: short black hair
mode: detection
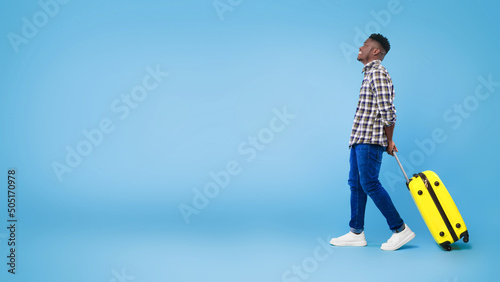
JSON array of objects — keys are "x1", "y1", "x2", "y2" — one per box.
[{"x1": 369, "y1": 33, "x2": 390, "y2": 54}]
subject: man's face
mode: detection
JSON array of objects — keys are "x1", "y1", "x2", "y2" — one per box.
[{"x1": 357, "y1": 39, "x2": 375, "y2": 63}]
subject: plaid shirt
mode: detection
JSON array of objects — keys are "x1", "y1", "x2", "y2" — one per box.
[{"x1": 349, "y1": 60, "x2": 396, "y2": 148}]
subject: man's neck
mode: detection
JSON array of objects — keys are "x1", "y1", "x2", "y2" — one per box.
[{"x1": 362, "y1": 58, "x2": 380, "y2": 66}]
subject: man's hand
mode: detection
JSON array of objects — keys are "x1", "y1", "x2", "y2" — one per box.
[
  {"x1": 387, "y1": 140, "x2": 398, "y2": 156},
  {"x1": 383, "y1": 124, "x2": 397, "y2": 156}
]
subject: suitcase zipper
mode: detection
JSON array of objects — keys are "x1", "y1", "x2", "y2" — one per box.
[{"x1": 417, "y1": 173, "x2": 459, "y2": 242}]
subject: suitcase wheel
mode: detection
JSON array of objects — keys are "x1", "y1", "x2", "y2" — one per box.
[
  {"x1": 442, "y1": 244, "x2": 452, "y2": 251},
  {"x1": 460, "y1": 231, "x2": 469, "y2": 243},
  {"x1": 440, "y1": 242, "x2": 452, "y2": 251}
]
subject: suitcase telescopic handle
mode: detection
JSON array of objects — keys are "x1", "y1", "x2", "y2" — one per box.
[{"x1": 393, "y1": 152, "x2": 410, "y2": 185}]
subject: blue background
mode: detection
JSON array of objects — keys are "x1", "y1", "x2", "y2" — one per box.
[{"x1": 1, "y1": 0, "x2": 499, "y2": 281}]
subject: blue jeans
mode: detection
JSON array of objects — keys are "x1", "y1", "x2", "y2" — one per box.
[{"x1": 348, "y1": 144, "x2": 404, "y2": 233}]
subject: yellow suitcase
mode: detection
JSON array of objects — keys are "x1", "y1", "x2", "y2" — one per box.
[{"x1": 394, "y1": 153, "x2": 469, "y2": 251}]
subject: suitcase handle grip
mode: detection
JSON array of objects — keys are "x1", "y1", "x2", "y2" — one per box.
[{"x1": 393, "y1": 152, "x2": 410, "y2": 185}]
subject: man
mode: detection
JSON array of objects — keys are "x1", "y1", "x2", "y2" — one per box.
[{"x1": 330, "y1": 34, "x2": 415, "y2": 251}]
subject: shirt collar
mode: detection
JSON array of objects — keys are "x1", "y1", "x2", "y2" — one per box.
[{"x1": 362, "y1": 60, "x2": 381, "y2": 73}]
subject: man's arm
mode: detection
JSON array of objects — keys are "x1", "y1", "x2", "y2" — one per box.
[
  {"x1": 384, "y1": 123, "x2": 398, "y2": 156},
  {"x1": 372, "y1": 69, "x2": 397, "y2": 155}
]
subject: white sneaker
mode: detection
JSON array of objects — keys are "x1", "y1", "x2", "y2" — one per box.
[
  {"x1": 381, "y1": 224, "x2": 415, "y2": 251},
  {"x1": 330, "y1": 231, "x2": 367, "y2": 247}
]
